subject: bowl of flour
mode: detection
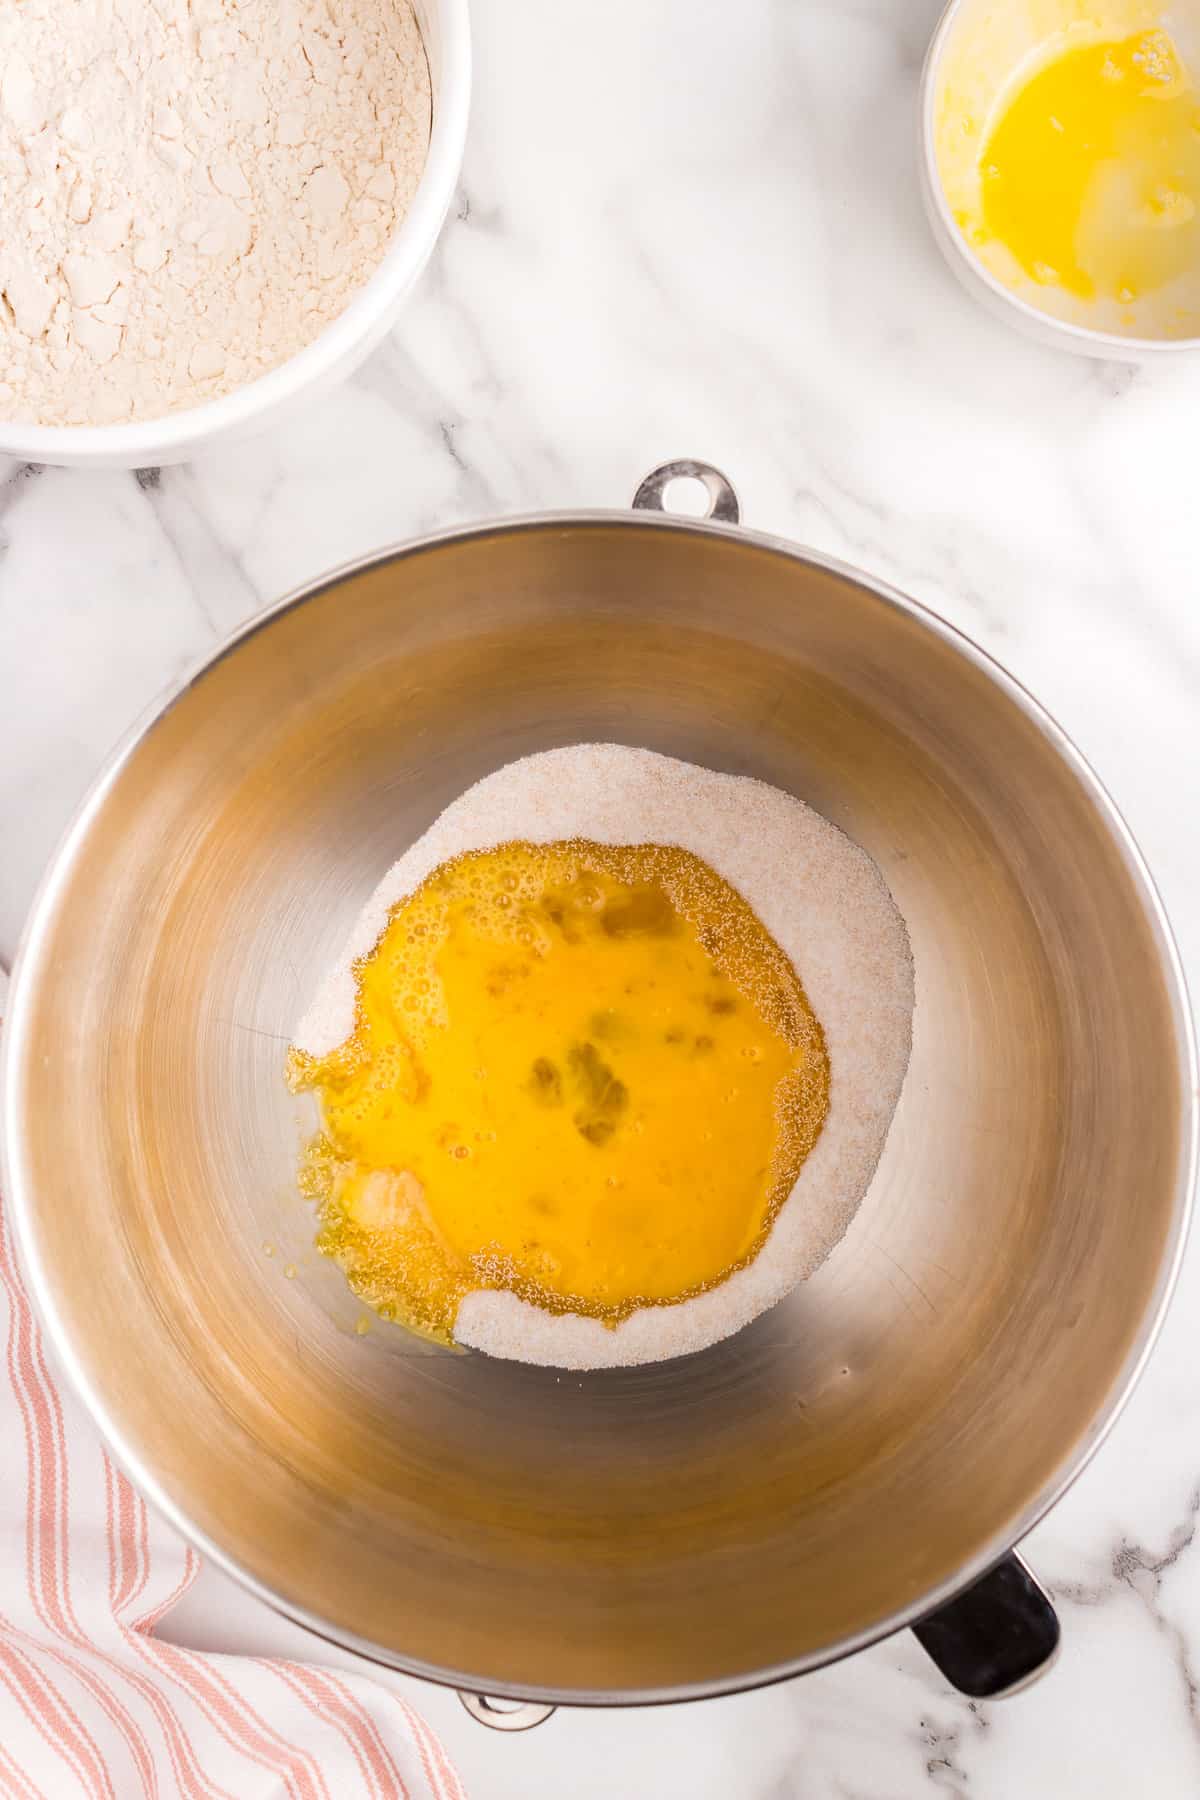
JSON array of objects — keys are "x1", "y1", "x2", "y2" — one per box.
[{"x1": 0, "y1": 0, "x2": 469, "y2": 466}]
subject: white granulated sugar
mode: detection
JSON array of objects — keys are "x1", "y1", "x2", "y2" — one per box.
[
  {"x1": 297, "y1": 745, "x2": 915, "y2": 1370},
  {"x1": 0, "y1": 0, "x2": 430, "y2": 426}
]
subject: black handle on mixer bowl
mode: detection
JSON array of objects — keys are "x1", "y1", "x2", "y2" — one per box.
[{"x1": 911, "y1": 1552, "x2": 1060, "y2": 1697}]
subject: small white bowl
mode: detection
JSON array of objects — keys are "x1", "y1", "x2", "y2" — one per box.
[
  {"x1": 1, "y1": 0, "x2": 470, "y2": 468},
  {"x1": 920, "y1": 0, "x2": 1200, "y2": 358}
]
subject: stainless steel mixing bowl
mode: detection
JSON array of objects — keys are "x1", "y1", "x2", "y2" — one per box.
[{"x1": 2, "y1": 461, "x2": 1195, "y2": 1719}]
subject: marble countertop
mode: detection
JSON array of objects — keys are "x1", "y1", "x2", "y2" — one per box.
[{"x1": 3, "y1": 0, "x2": 1200, "y2": 1793}]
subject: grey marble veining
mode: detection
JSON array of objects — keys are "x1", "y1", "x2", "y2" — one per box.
[{"x1": 3, "y1": 1, "x2": 1200, "y2": 1793}]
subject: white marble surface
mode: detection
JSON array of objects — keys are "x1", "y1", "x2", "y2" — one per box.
[{"x1": 3, "y1": 0, "x2": 1200, "y2": 1793}]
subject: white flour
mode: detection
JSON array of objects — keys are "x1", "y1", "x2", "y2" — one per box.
[{"x1": 0, "y1": 0, "x2": 430, "y2": 427}]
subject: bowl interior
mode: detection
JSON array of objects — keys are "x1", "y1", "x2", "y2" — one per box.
[
  {"x1": 928, "y1": 0, "x2": 1200, "y2": 344},
  {"x1": 5, "y1": 520, "x2": 1191, "y2": 1700}
]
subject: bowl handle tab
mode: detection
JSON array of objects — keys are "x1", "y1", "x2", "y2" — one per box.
[
  {"x1": 632, "y1": 460, "x2": 740, "y2": 525},
  {"x1": 457, "y1": 1692, "x2": 557, "y2": 1731},
  {"x1": 912, "y1": 1551, "x2": 1060, "y2": 1698}
]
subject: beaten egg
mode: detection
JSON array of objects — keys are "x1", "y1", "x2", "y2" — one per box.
[
  {"x1": 287, "y1": 745, "x2": 914, "y2": 1369},
  {"x1": 288, "y1": 840, "x2": 830, "y2": 1346}
]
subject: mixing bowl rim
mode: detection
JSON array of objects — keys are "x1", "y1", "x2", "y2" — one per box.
[{"x1": 3, "y1": 507, "x2": 1195, "y2": 1706}]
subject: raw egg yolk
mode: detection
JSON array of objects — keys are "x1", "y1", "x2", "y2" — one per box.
[
  {"x1": 978, "y1": 30, "x2": 1200, "y2": 302},
  {"x1": 288, "y1": 841, "x2": 829, "y2": 1345}
]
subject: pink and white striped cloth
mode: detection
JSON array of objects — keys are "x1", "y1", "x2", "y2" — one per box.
[{"x1": 0, "y1": 974, "x2": 467, "y2": 1800}]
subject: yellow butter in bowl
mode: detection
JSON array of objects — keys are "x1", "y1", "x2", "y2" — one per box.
[
  {"x1": 927, "y1": 0, "x2": 1200, "y2": 348},
  {"x1": 979, "y1": 30, "x2": 1200, "y2": 304}
]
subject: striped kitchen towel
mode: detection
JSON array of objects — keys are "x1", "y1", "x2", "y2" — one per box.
[{"x1": 0, "y1": 972, "x2": 467, "y2": 1800}]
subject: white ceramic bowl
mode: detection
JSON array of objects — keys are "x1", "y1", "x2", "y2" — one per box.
[
  {"x1": 0, "y1": 0, "x2": 470, "y2": 468},
  {"x1": 921, "y1": 0, "x2": 1200, "y2": 358}
]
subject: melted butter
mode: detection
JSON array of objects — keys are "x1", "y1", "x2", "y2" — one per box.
[
  {"x1": 978, "y1": 30, "x2": 1200, "y2": 302},
  {"x1": 288, "y1": 841, "x2": 829, "y2": 1345}
]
